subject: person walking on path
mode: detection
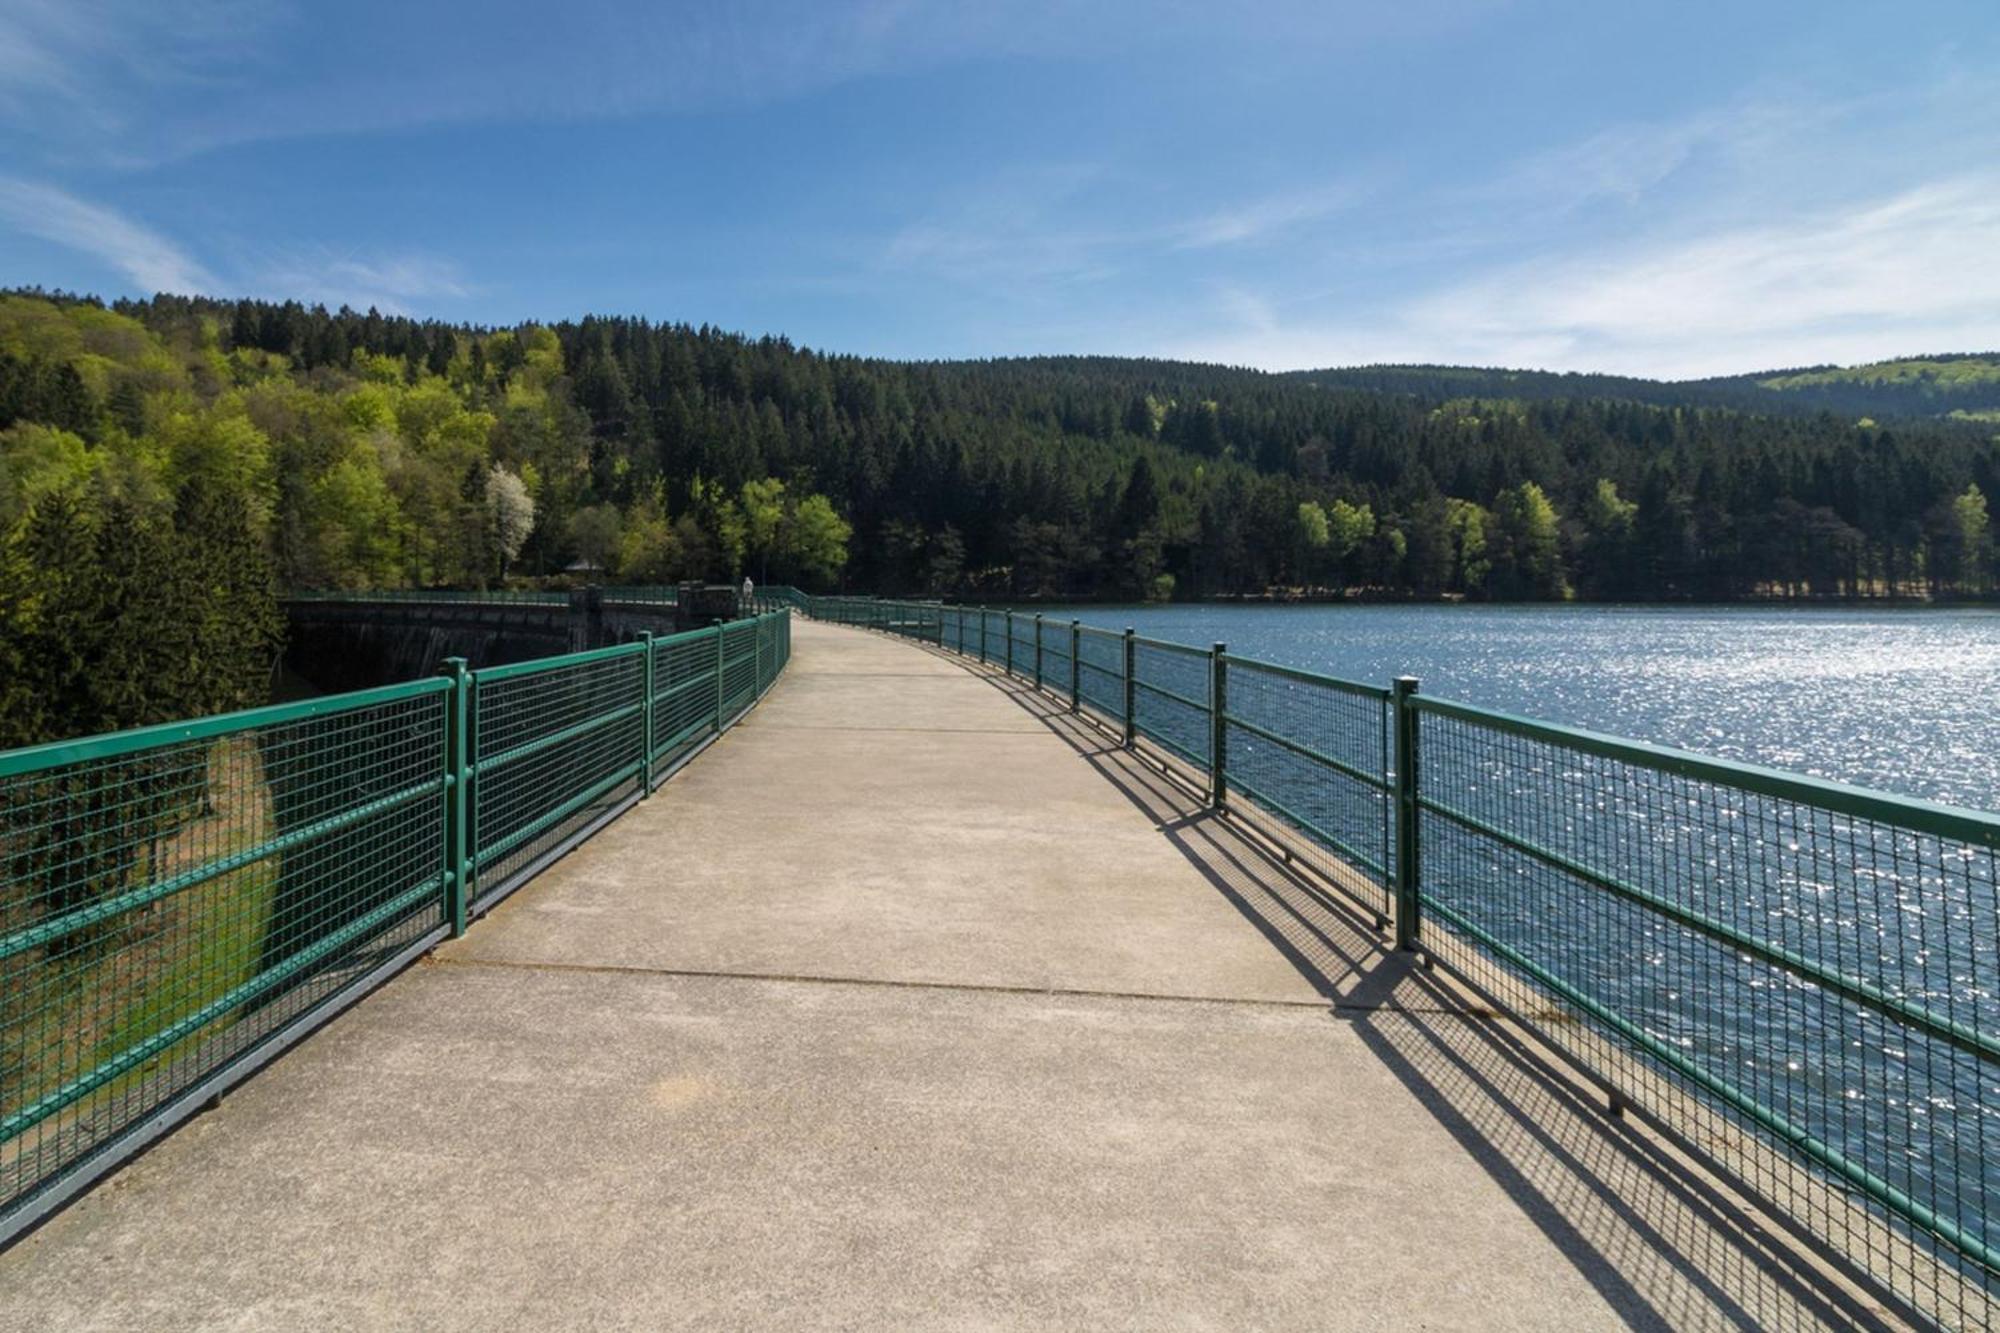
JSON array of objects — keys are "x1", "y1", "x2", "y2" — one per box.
[{"x1": 741, "y1": 575, "x2": 755, "y2": 613}]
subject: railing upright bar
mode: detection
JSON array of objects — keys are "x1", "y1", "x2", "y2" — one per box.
[
  {"x1": 1209, "y1": 642, "x2": 1227, "y2": 811},
  {"x1": 1122, "y1": 627, "x2": 1136, "y2": 748},
  {"x1": 714, "y1": 624, "x2": 726, "y2": 737},
  {"x1": 1393, "y1": 675, "x2": 1421, "y2": 951},
  {"x1": 439, "y1": 656, "x2": 470, "y2": 938},
  {"x1": 1033, "y1": 614, "x2": 1044, "y2": 692},
  {"x1": 1069, "y1": 620, "x2": 1081, "y2": 712},
  {"x1": 639, "y1": 630, "x2": 655, "y2": 794}
]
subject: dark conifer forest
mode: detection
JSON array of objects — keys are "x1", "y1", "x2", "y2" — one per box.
[{"x1": 6, "y1": 286, "x2": 2000, "y2": 731}]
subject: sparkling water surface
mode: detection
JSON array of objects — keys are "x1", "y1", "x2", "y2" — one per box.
[{"x1": 1031, "y1": 604, "x2": 2000, "y2": 810}]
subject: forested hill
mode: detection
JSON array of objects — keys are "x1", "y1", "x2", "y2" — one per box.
[
  {"x1": 1291, "y1": 355, "x2": 2000, "y2": 421},
  {"x1": 2, "y1": 291, "x2": 1997, "y2": 658}
]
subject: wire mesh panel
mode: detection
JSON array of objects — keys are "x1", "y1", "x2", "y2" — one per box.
[
  {"x1": 471, "y1": 646, "x2": 645, "y2": 905},
  {"x1": 998, "y1": 615, "x2": 1025, "y2": 679},
  {"x1": 0, "y1": 683, "x2": 449, "y2": 1234},
  {"x1": 1132, "y1": 637, "x2": 1211, "y2": 768},
  {"x1": 1412, "y1": 697, "x2": 2000, "y2": 1328},
  {"x1": 287, "y1": 589, "x2": 567, "y2": 605},
  {"x1": 1075, "y1": 627, "x2": 1126, "y2": 726},
  {"x1": 1221, "y1": 659, "x2": 1393, "y2": 914},
  {"x1": 1039, "y1": 623, "x2": 1075, "y2": 701},
  {"x1": 720, "y1": 621, "x2": 760, "y2": 719},
  {"x1": 0, "y1": 605, "x2": 793, "y2": 1245},
  {"x1": 651, "y1": 626, "x2": 723, "y2": 775}
]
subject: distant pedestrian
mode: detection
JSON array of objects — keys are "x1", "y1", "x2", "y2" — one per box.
[{"x1": 742, "y1": 575, "x2": 755, "y2": 610}]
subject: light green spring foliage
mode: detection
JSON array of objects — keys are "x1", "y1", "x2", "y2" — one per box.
[
  {"x1": 1443, "y1": 497, "x2": 1491, "y2": 594},
  {"x1": 1583, "y1": 478, "x2": 1637, "y2": 535},
  {"x1": 0, "y1": 294, "x2": 849, "y2": 592},
  {"x1": 1292, "y1": 498, "x2": 1374, "y2": 588},
  {"x1": 1762, "y1": 357, "x2": 2000, "y2": 393},
  {"x1": 1326, "y1": 498, "x2": 1375, "y2": 560},
  {"x1": 1295, "y1": 500, "x2": 1330, "y2": 550},
  {"x1": 1490, "y1": 481, "x2": 1569, "y2": 600}
]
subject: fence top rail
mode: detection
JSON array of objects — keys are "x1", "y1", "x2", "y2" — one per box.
[
  {"x1": 1131, "y1": 633, "x2": 1211, "y2": 658},
  {"x1": 471, "y1": 610, "x2": 783, "y2": 685},
  {"x1": 284, "y1": 589, "x2": 569, "y2": 604},
  {"x1": 1219, "y1": 654, "x2": 1391, "y2": 701},
  {"x1": 0, "y1": 676, "x2": 453, "y2": 779},
  {"x1": 473, "y1": 637, "x2": 649, "y2": 684},
  {"x1": 1413, "y1": 692, "x2": 2000, "y2": 850}
]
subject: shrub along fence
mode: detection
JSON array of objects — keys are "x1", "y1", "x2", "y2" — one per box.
[
  {"x1": 806, "y1": 593, "x2": 2000, "y2": 1331},
  {"x1": 0, "y1": 608, "x2": 790, "y2": 1246}
]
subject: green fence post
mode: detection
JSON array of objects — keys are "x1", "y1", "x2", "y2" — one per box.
[
  {"x1": 1005, "y1": 611, "x2": 1015, "y2": 678},
  {"x1": 978, "y1": 606, "x2": 987, "y2": 663},
  {"x1": 1393, "y1": 675, "x2": 1421, "y2": 951},
  {"x1": 639, "y1": 630, "x2": 656, "y2": 796},
  {"x1": 1069, "y1": 620, "x2": 1081, "y2": 712},
  {"x1": 1033, "y1": 614, "x2": 1044, "y2": 691},
  {"x1": 1121, "y1": 627, "x2": 1136, "y2": 748},
  {"x1": 714, "y1": 623, "x2": 727, "y2": 736},
  {"x1": 439, "y1": 656, "x2": 470, "y2": 938},
  {"x1": 1209, "y1": 643, "x2": 1227, "y2": 811}
]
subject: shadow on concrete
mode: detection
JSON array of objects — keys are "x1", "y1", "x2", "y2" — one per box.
[{"x1": 916, "y1": 642, "x2": 1901, "y2": 1333}]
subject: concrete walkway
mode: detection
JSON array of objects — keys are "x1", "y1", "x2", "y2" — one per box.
[{"x1": 1, "y1": 620, "x2": 1897, "y2": 1331}]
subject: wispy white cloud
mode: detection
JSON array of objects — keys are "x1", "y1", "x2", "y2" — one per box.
[
  {"x1": 880, "y1": 165, "x2": 1127, "y2": 288},
  {"x1": 250, "y1": 250, "x2": 472, "y2": 314},
  {"x1": 1171, "y1": 182, "x2": 1367, "y2": 250},
  {"x1": 0, "y1": 1, "x2": 1083, "y2": 165},
  {"x1": 882, "y1": 170, "x2": 1367, "y2": 290},
  {"x1": 0, "y1": 1, "x2": 1508, "y2": 167},
  {"x1": 1166, "y1": 174, "x2": 2000, "y2": 378},
  {"x1": 0, "y1": 175, "x2": 472, "y2": 312},
  {"x1": 1466, "y1": 98, "x2": 1838, "y2": 218},
  {"x1": 0, "y1": 176, "x2": 218, "y2": 294},
  {"x1": 0, "y1": 0, "x2": 277, "y2": 147}
]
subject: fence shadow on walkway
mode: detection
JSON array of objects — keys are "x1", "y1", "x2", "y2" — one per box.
[{"x1": 913, "y1": 642, "x2": 1906, "y2": 1333}]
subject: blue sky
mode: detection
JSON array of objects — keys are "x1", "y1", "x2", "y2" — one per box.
[{"x1": 2, "y1": 0, "x2": 1997, "y2": 378}]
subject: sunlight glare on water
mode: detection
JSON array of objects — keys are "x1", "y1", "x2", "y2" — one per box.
[{"x1": 1037, "y1": 604, "x2": 2000, "y2": 809}]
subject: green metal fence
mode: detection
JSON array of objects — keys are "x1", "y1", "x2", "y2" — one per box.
[
  {"x1": 284, "y1": 588, "x2": 573, "y2": 605},
  {"x1": 287, "y1": 585, "x2": 690, "y2": 607},
  {"x1": 805, "y1": 593, "x2": 2000, "y2": 1329},
  {"x1": 0, "y1": 608, "x2": 790, "y2": 1245}
]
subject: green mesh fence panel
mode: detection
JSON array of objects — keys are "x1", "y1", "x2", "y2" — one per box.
[
  {"x1": 286, "y1": 589, "x2": 569, "y2": 605},
  {"x1": 0, "y1": 683, "x2": 450, "y2": 1233},
  {"x1": 1131, "y1": 636, "x2": 1211, "y2": 769},
  {"x1": 1220, "y1": 659, "x2": 1394, "y2": 917},
  {"x1": 1075, "y1": 626, "x2": 1126, "y2": 724},
  {"x1": 652, "y1": 627, "x2": 723, "y2": 769},
  {"x1": 1414, "y1": 697, "x2": 2000, "y2": 1328},
  {"x1": 471, "y1": 645, "x2": 647, "y2": 907},
  {"x1": 1039, "y1": 622, "x2": 1074, "y2": 696},
  {"x1": 0, "y1": 609, "x2": 790, "y2": 1243}
]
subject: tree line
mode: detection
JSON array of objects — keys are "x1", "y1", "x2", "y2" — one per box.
[{"x1": 3, "y1": 289, "x2": 1998, "y2": 734}]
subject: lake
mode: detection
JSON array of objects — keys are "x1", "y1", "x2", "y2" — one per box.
[{"x1": 1020, "y1": 603, "x2": 2000, "y2": 811}]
